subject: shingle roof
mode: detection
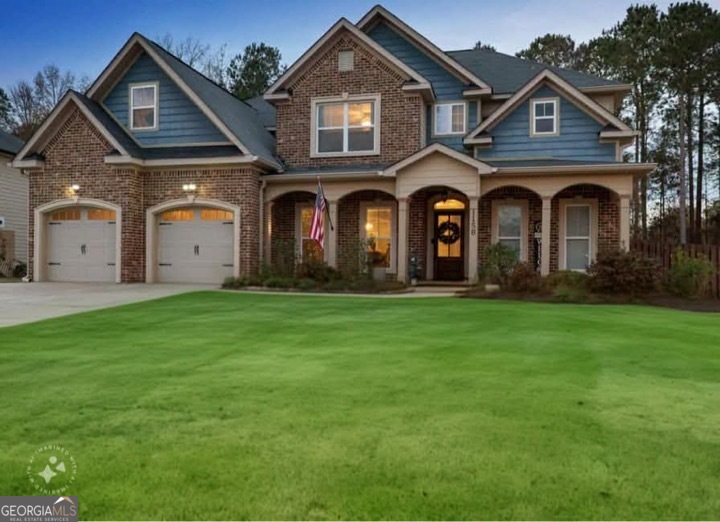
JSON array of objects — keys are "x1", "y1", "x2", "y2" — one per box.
[
  {"x1": 140, "y1": 35, "x2": 279, "y2": 168},
  {"x1": 446, "y1": 49, "x2": 623, "y2": 94},
  {"x1": 0, "y1": 130, "x2": 24, "y2": 156},
  {"x1": 72, "y1": 92, "x2": 143, "y2": 157},
  {"x1": 482, "y1": 158, "x2": 623, "y2": 168},
  {"x1": 245, "y1": 95, "x2": 277, "y2": 129}
]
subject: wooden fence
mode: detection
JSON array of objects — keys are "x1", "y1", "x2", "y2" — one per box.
[{"x1": 630, "y1": 239, "x2": 720, "y2": 298}]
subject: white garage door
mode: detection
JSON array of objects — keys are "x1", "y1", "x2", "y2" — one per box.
[
  {"x1": 46, "y1": 207, "x2": 117, "y2": 282},
  {"x1": 157, "y1": 207, "x2": 234, "y2": 284}
]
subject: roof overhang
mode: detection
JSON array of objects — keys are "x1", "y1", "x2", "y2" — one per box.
[
  {"x1": 492, "y1": 162, "x2": 656, "y2": 176},
  {"x1": 12, "y1": 91, "x2": 131, "y2": 167},
  {"x1": 264, "y1": 18, "x2": 433, "y2": 101},
  {"x1": 465, "y1": 69, "x2": 634, "y2": 144},
  {"x1": 357, "y1": 5, "x2": 492, "y2": 93},
  {"x1": 383, "y1": 143, "x2": 496, "y2": 176},
  {"x1": 104, "y1": 154, "x2": 276, "y2": 169},
  {"x1": 262, "y1": 169, "x2": 384, "y2": 182}
]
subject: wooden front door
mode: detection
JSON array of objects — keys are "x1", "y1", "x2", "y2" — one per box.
[{"x1": 434, "y1": 211, "x2": 464, "y2": 280}]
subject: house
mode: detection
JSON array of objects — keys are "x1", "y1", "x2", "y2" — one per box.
[
  {"x1": 0, "y1": 130, "x2": 27, "y2": 267},
  {"x1": 12, "y1": 5, "x2": 655, "y2": 284}
]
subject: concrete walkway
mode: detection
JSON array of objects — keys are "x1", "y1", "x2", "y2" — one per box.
[{"x1": 0, "y1": 282, "x2": 213, "y2": 327}]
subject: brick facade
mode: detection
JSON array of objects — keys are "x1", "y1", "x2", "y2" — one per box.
[
  {"x1": 275, "y1": 32, "x2": 424, "y2": 169},
  {"x1": 27, "y1": 108, "x2": 263, "y2": 283}
]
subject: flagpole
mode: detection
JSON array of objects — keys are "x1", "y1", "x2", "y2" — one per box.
[{"x1": 318, "y1": 176, "x2": 334, "y2": 231}]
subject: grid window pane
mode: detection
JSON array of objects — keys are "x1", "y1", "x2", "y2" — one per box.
[
  {"x1": 318, "y1": 129, "x2": 343, "y2": 153},
  {"x1": 535, "y1": 117, "x2": 554, "y2": 133},
  {"x1": 348, "y1": 127, "x2": 374, "y2": 151},
  {"x1": 348, "y1": 103, "x2": 373, "y2": 127},
  {"x1": 567, "y1": 239, "x2": 590, "y2": 270},
  {"x1": 499, "y1": 238, "x2": 521, "y2": 258},
  {"x1": 451, "y1": 104, "x2": 464, "y2": 132},
  {"x1": 133, "y1": 108, "x2": 155, "y2": 129},
  {"x1": 302, "y1": 239, "x2": 322, "y2": 261},
  {"x1": 132, "y1": 86, "x2": 155, "y2": 107},
  {"x1": 317, "y1": 103, "x2": 344, "y2": 127},
  {"x1": 88, "y1": 209, "x2": 116, "y2": 221},
  {"x1": 434, "y1": 103, "x2": 465, "y2": 134},
  {"x1": 366, "y1": 208, "x2": 391, "y2": 238},
  {"x1": 301, "y1": 207, "x2": 314, "y2": 237},
  {"x1": 566, "y1": 205, "x2": 590, "y2": 236},
  {"x1": 498, "y1": 206, "x2": 521, "y2": 237}
]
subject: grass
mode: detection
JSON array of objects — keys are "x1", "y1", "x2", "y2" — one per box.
[{"x1": 0, "y1": 292, "x2": 718, "y2": 520}]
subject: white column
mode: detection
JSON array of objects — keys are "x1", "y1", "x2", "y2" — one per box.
[
  {"x1": 541, "y1": 196, "x2": 552, "y2": 276},
  {"x1": 263, "y1": 201, "x2": 273, "y2": 264},
  {"x1": 619, "y1": 195, "x2": 630, "y2": 251},
  {"x1": 326, "y1": 200, "x2": 338, "y2": 267},
  {"x1": 467, "y1": 196, "x2": 479, "y2": 282},
  {"x1": 397, "y1": 198, "x2": 409, "y2": 283}
]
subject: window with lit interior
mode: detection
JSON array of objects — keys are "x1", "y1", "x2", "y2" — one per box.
[
  {"x1": 364, "y1": 206, "x2": 392, "y2": 268},
  {"x1": 316, "y1": 100, "x2": 376, "y2": 154}
]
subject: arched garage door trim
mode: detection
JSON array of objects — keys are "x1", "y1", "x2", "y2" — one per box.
[
  {"x1": 146, "y1": 197, "x2": 240, "y2": 283},
  {"x1": 34, "y1": 198, "x2": 122, "y2": 283}
]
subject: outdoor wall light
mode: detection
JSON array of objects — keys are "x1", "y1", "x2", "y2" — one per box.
[
  {"x1": 182, "y1": 183, "x2": 197, "y2": 192},
  {"x1": 70, "y1": 184, "x2": 80, "y2": 193}
]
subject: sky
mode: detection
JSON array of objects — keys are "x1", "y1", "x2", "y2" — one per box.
[{"x1": 1, "y1": 0, "x2": 719, "y2": 90}]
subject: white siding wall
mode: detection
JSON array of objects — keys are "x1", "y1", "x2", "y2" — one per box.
[{"x1": 0, "y1": 154, "x2": 29, "y2": 262}]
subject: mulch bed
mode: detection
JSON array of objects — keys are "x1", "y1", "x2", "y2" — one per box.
[{"x1": 458, "y1": 288, "x2": 720, "y2": 313}]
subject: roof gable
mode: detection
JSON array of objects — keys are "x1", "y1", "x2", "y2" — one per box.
[
  {"x1": 357, "y1": 5, "x2": 491, "y2": 93},
  {"x1": 265, "y1": 18, "x2": 432, "y2": 100},
  {"x1": 466, "y1": 69, "x2": 634, "y2": 144}
]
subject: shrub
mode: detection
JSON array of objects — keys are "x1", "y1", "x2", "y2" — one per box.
[
  {"x1": 222, "y1": 277, "x2": 248, "y2": 289},
  {"x1": 295, "y1": 259, "x2": 339, "y2": 283},
  {"x1": 544, "y1": 270, "x2": 590, "y2": 293},
  {"x1": 588, "y1": 250, "x2": 659, "y2": 296},
  {"x1": 506, "y1": 262, "x2": 543, "y2": 293},
  {"x1": 553, "y1": 283, "x2": 589, "y2": 302},
  {"x1": 264, "y1": 277, "x2": 297, "y2": 288},
  {"x1": 480, "y1": 243, "x2": 518, "y2": 285},
  {"x1": 269, "y1": 238, "x2": 296, "y2": 278},
  {"x1": 666, "y1": 250, "x2": 715, "y2": 298},
  {"x1": 338, "y1": 239, "x2": 371, "y2": 281},
  {"x1": 296, "y1": 278, "x2": 319, "y2": 291}
]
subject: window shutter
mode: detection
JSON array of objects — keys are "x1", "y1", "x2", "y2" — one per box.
[{"x1": 338, "y1": 51, "x2": 354, "y2": 72}]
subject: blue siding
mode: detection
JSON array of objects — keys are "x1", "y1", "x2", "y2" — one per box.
[
  {"x1": 477, "y1": 86, "x2": 615, "y2": 162},
  {"x1": 367, "y1": 21, "x2": 472, "y2": 151},
  {"x1": 103, "y1": 52, "x2": 228, "y2": 146}
]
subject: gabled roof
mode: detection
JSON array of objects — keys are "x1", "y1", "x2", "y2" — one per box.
[
  {"x1": 357, "y1": 5, "x2": 492, "y2": 93},
  {"x1": 265, "y1": 18, "x2": 433, "y2": 100},
  {"x1": 85, "y1": 33, "x2": 280, "y2": 169},
  {"x1": 447, "y1": 48, "x2": 628, "y2": 95},
  {"x1": 383, "y1": 143, "x2": 495, "y2": 176},
  {"x1": 245, "y1": 95, "x2": 276, "y2": 129},
  {"x1": 0, "y1": 130, "x2": 24, "y2": 156},
  {"x1": 465, "y1": 69, "x2": 634, "y2": 144}
]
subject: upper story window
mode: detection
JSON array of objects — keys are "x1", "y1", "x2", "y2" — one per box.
[
  {"x1": 312, "y1": 95, "x2": 379, "y2": 157},
  {"x1": 433, "y1": 102, "x2": 466, "y2": 136},
  {"x1": 531, "y1": 98, "x2": 558, "y2": 136},
  {"x1": 130, "y1": 83, "x2": 158, "y2": 131}
]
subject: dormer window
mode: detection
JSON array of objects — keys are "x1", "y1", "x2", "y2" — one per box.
[
  {"x1": 130, "y1": 83, "x2": 158, "y2": 130},
  {"x1": 531, "y1": 98, "x2": 558, "y2": 136}
]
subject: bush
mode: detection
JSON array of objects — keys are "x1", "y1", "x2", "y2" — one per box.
[
  {"x1": 553, "y1": 283, "x2": 589, "y2": 302},
  {"x1": 588, "y1": 250, "x2": 659, "y2": 296},
  {"x1": 264, "y1": 277, "x2": 297, "y2": 288},
  {"x1": 222, "y1": 277, "x2": 248, "y2": 289},
  {"x1": 480, "y1": 243, "x2": 519, "y2": 285},
  {"x1": 666, "y1": 250, "x2": 715, "y2": 298},
  {"x1": 338, "y1": 239, "x2": 372, "y2": 281},
  {"x1": 544, "y1": 270, "x2": 590, "y2": 293},
  {"x1": 295, "y1": 259, "x2": 339, "y2": 283},
  {"x1": 506, "y1": 262, "x2": 543, "y2": 293},
  {"x1": 296, "y1": 278, "x2": 319, "y2": 291}
]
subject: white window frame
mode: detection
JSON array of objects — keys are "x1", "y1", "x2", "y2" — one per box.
[
  {"x1": 359, "y1": 201, "x2": 397, "y2": 274},
  {"x1": 295, "y1": 203, "x2": 324, "y2": 262},
  {"x1": 530, "y1": 97, "x2": 559, "y2": 137},
  {"x1": 559, "y1": 199, "x2": 598, "y2": 271},
  {"x1": 310, "y1": 94, "x2": 381, "y2": 158},
  {"x1": 491, "y1": 200, "x2": 528, "y2": 262},
  {"x1": 129, "y1": 82, "x2": 159, "y2": 131},
  {"x1": 432, "y1": 101, "x2": 467, "y2": 136}
]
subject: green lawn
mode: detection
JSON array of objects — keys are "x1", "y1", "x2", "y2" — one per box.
[{"x1": 1, "y1": 292, "x2": 718, "y2": 520}]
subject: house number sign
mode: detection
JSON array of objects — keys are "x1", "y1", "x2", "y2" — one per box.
[{"x1": 470, "y1": 208, "x2": 476, "y2": 236}]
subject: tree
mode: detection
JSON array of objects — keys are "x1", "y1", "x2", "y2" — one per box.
[
  {"x1": 157, "y1": 34, "x2": 210, "y2": 68},
  {"x1": 8, "y1": 81, "x2": 41, "y2": 140},
  {"x1": 226, "y1": 43, "x2": 286, "y2": 99},
  {"x1": 473, "y1": 41, "x2": 496, "y2": 52},
  {"x1": 33, "y1": 64, "x2": 76, "y2": 113},
  {"x1": 0, "y1": 88, "x2": 12, "y2": 132},
  {"x1": 516, "y1": 34, "x2": 577, "y2": 68}
]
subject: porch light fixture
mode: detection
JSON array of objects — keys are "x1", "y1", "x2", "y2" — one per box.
[
  {"x1": 70, "y1": 184, "x2": 80, "y2": 193},
  {"x1": 182, "y1": 183, "x2": 197, "y2": 192}
]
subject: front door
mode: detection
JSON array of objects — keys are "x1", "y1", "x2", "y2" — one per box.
[{"x1": 434, "y1": 211, "x2": 464, "y2": 280}]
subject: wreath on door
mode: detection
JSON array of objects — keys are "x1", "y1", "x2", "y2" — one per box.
[{"x1": 437, "y1": 221, "x2": 461, "y2": 244}]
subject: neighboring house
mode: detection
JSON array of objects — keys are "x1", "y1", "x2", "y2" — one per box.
[
  {"x1": 0, "y1": 130, "x2": 27, "y2": 265},
  {"x1": 12, "y1": 5, "x2": 654, "y2": 284}
]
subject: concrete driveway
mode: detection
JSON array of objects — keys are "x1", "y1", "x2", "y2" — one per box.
[{"x1": 0, "y1": 282, "x2": 214, "y2": 327}]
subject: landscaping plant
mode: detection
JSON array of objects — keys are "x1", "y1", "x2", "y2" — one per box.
[
  {"x1": 588, "y1": 250, "x2": 659, "y2": 296},
  {"x1": 666, "y1": 250, "x2": 715, "y2": 297}
]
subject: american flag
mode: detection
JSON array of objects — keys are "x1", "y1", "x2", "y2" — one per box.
[{"x1": 309, "y1": 178, "x2": 327, "y2": 249}]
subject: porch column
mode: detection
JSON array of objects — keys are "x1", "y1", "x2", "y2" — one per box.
[
  {"x1": 619, "y1": 195, "x2": 630, "y2": 251},
  {"x1": 263, "y1": 201, "x2": 273, "y2": 264},
  {"x1": 326, "y1": 200, "x2": 338, "y2": 267},
  {"x1": 467, "y1": 196, "x2": 479, "y2": 282},
  {"x1": 541, "y1": 196, "x2": 552, "y2": 276},
  {"x1": 397, "y1": 197, "x2": 409, "y2": 282}
]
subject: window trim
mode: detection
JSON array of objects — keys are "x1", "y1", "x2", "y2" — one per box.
[
  {"x1": 432, "y1": 101, "x2": 467, "y2": 137},
  {"x1": 529, "y1": 97, "x2": 559, "y2": 137},
  {"x1": 310, "y1": 94, "x2": 381, "y2": 158},
  {"x1": 295, "y1": 202, "x2": 324, "y2": 262},
  {"x1": 129, "y1": 82, "x2": 159, "y2": 131},
  {"x1": 491, "y1": 199, "x2": 528, "y2": 262},
  {"x1": 359, "y1": 200, "x2": 397, "y2": 274},
  {"x1": 559, "y1": 199, "x2": 598, "y2": 271}
]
